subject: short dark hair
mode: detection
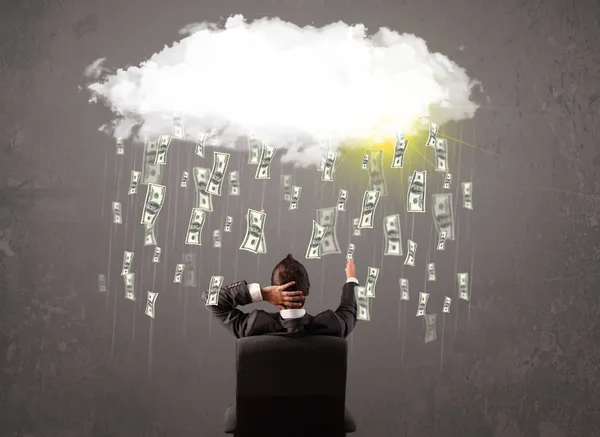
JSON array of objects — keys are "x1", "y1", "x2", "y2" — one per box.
[{"x1": 271, "y1": 254, "x2": 311, "y2": 299}]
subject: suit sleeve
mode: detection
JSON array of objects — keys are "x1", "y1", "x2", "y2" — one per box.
[
  {"x1": 334, "y1": 277, "x2": 358, "y2": 338},
  {"x1": 200, "y1": 280, "x2": 262, "y2": 338}
]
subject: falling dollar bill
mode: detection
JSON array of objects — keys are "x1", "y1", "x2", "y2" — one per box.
[
  {"x1": 141, "y1": 138, "x2": 162, "y2": 185},
  {"x1": 346, "y1": 243, "x2": 355, "y2": 259},
  {"x1": 282, "y1": 174, "x2": 292, "y2": 201},
  {"x1": 427, "y1": 262, "x2": 436, "y2": 281},
  {"x1": 180, "y1": 171, "x2": 189, "y2": 188},
  {"x1": 124, "y1": 272, "x2": 135, "y2": 301},
  {"x1": 317, "y1": 139, "x2": 329, "y2": 171},
  {"x1": 173, "y1": 264, "x2": 185, "y2": 283},
  {"x1": 317, "y1": 207, "x2": 341, "y2": 255},
  {"x1": 145, "y1": 291, "x2": 158, "y2": 318},
  {"x1": 443, "y1": 173, "x2": 452, "y2": 190},
  {"x1": 229, "y1": 171, "x2": 240, "y2": 196},
  {"x1": 355, "y1": 286, "x2": 370, "y2": 321},
  {"x1": 461, "y1": 182, "x2": 473, "y2": 210},
  {"x1": 206, "y1": 275, "x2": 224, "y2": 306},
  {"x1": 116, "y1": 137, "x2": 124, "y2": 155},
  {"x1": 182, "y1": 253, "x2": 196, "y2": 287},
  {"x1": 140, "y1": 183, "x2": 166, "y2": 226},
  {"x1": 112, "y1": 201, "x2": 122, "y2": 224},
  {"x1": 358, "y1": 190, "x2": 381, "y2": 228},
  {"x1": 399, "y1": 278, "x2": 409, "y2": 301},
  {"x1": 364, "y1": 267, "x2": 379, "y2": 297},
  {"x1": 336, "y1": 189, "x2": 348, "y2": 211},
  {"x1": 185, "y1": 208, "x2": 206, "y2": 245},
  {"x1": 144, "y1": 222, "x2": 157, "y2": 246},
  {"x1": 240, "y1": 209, "x2": 267, "y2": 254},
  {"x1": 391, "y1": 134, "x2": 408, "y2": 168},
  {"x1": 457, "y1": 273, "x2": 469, "y2": 301},
  {"x1": 416, "y1": 291, "x2": 430, "y2": 317},
  {"x1": 321, "y1": 150, "x2": 337, "y2": 182},
  {"x1": 352, "y1": 218, "x2": 361, "y2": 236},
  {"x1": 213, "y1": 229, "x2": 221, "y2": 248},
  {"x1": 368, "y1": 149, "x2": 387, "y2": 195},
  {"x1": 155, "y1": 135, "x2": 172, "y2": 165},
  {"x1": 425, "y1": 121, "x2": 439, "y2": 147},
  {"x1": 424, "y1": 313, "x2": 437, "y2": 343},
  {"x1": 289, "y1": 185, "x2": 302, "y2": 210},
  {"x1": 247, "y1": 134, "x2": 262, "y2": 164},
  {"x1": 435, "y1": 138, "x2": 448, "y2": 172},
  {"x1": 224, "y1": 216, "x2": 233, "y2": 232},
  {"x1": 193, "y1": 167, "x2": 213, "y2": 211},
  {"x1": 196, "y1": 132, "x2": 208, "y2": 158},
  {"x1": 407, "y1": 170, "x2": 427, "y2": 212},
  {"x1": 404, "y1": 239, "x2": 417, "y2": 266},
  {"x1": 173, "y1": 116, "x2": 185, "y2": 139},
  {"x1": 437, "y1": 231, "x2": 447, "y2": 250},
  {"x1": 305, "y1": 220, "x2": 328, "y2": 259},
  {"x1": 206, "y1": 151, "x2": 230, "y2": 196},
  {"x1": 152, "y1": 246, "x2": 161, "y2": 263},
  {"x1": 383, "y1": 213, "x2": 402, "y2": 256},
  {"x1": 121, "y1": 251, "x2": 134, "y2": 275},
  {"x1": 128, "y1": 170, "x2": 141, "y2": 195},
  {"x1": 361, "y1": 153, "x2": 369, "y2": 170},
  {"x1": 432, "y1": 193, "x2": 455, "y2": 240},
  {"x1": 98, "y1": 274, "x2": 107, "y2": 293},
  {"x1": 442, "y1": 296, "x2": 452, "y2": 313},
  {"x1": 255, "y1": 144, "x2": 277, "y2": 179}
]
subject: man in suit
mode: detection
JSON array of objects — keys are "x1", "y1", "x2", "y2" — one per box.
[{"x1": 201, "y1": 254, "x2": 359, "y2": 338}]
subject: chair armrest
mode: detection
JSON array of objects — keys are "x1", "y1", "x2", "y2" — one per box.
[{"x1": 223, "y1": 406, "x2": 236, "y2": 434}]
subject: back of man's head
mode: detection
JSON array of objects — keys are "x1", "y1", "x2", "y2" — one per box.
[{"x1": 271, "y1": 254, "x2": 311, "y2": 299}]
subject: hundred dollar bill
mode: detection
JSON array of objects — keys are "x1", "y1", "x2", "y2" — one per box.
[
  {"x1": 336, "y1": 189, "x2": 348, "y2": 211},
  {"x1": 196, "y1": 132, "x2": 208, "y2": 158},
  {"x1": 321, "y1": 150, "x2": 337, "y2": 182},
  {"x1": 364, "y1": 267, "x2": 379, "y2": 297},
  {"x1": 461, "y1": 182, "x2": 473, "y2": 209},
  {"x1": 116, "y1": 137, "x2": 124, "y2": 155},
  {"x1": 346, "y1": 243, "x2": 355, "y2": 259},
  {"x1": 180, "y1": 171, "x2": 189, "y2": 188},
  {"x1": 145, "y1": 291, "x2": 158, "y2": 318},
  {"x1": 282, "y1": 174, "x2": 292, "y2": 201},
  {"x1": 289, "y1": 185, "x2": 302, "y2": 210},
  {"x1": 317, "y1": 139, "x2": 329, "y2": 171},
  {"x1": 399, "y1": 278, "x2": 409, "y2": 301},
  {"x1": 140, "y1": 183, "x2": 166, "y2": 226},
  {"x1": 121, "y1": 251, "x2": 134, "y2": 275},
  {"x1": 383, "y1": 213, "x2": 402, "y2": 256},
  {"x1": 391, "y1": 133, "x2": 408, "y2": 168},
  {"x1": 442, "y1": 296, "x2": 452, "y2": 313},
  {"x1": 432, "y1": 193, "x2": 455, "y2": 240},
  {"x1": 425, "y1": 121, "x2": 439, "y2": 147},
  {"x1": 424, "y1": 313, "x2": 437, "y2": 343},
  {"x1": 185, "y1": 208, "x2": 206, "y2": 245},
  {"x1": 457, "y1": 273, "x2": 469, "y2": 301},
  {"x1": 128, "y1": 170, "x2": 141, "y2": 195},
  {"x1": 173, "y1": 263, "x2": 184, "y2": 283},
  {"x1": 355, "y1": 286, "x2": 370, "y2": 321},
  {"x1": 213, "y1": 229, "x2": 221, "y2": 248},
  {"x1": 255, "y1": 143, "x2": 277, "y2": 179},
  {"x1": 124, "y1": 272, "x2": 135, "y2": 301},
  {"x1": 228, "y1": 171, "x2": 240, "y2": 196},
  {"x1": 98, "y1": 274, "x2": 107, "y2": 293},
  {"x1": 206, "y1": 275, "x2": 224, "y2": 306},
  {"x1": 358, "y1": 190, "x2": 381, "y2": 228},
  {"x1": 224, "y1": 216, "x2": 233, "y2": 232},
  {"x1": 247, "y1": 134, "x2": 262, "y2": 164},
  {"x1": 155, "y1": 135, "x2": 172, "y2": 165},
  {"x1": 141, "y1": 138, "x2": 162, "y2": 185},
  {"x1": 240, "y1": 209, "x2": 267, "y2": 254},
  {"x1": 112, "y1": 201, "x2": 122, "y2": 224},
  {"x1": 403, "y1": 239, "x2": 417, "y2": 266},
  {"x1": 416, "y1": 291, "x2": 430, "y2": 317},
  {"x1": 193, "y1": 167, "x2": 213, "y2": 211},
  {"x1": 317, "y1": 207, "x2": 341, "y2": 255},
  {"x1": 361, "y1": 153, "x2": 369, "y2": 170},
  {"x1": 206, "y1": 151, "x2": 230, "y2": 196},
  {"x1": 368, "y1": 149, "x2": 387, "y2": 195},
  {"x1": 182, "y1": 253, "x2": 196, "y2": 287},
  {"x1": 436, "y1": 231, "x2": 447, "y2": 251},
  {"x1": 427, "y1": 262, "x2": 436, "y2": 281},
  {"x1": 352, "y1": 218, "x2": 361, "y2": 236},
  {"x1": 152, "y1": 246, "x2": 161, "y2": 263},
  {"x1": 407, "y1": 170, "x2": 426, "y2": 212},
  {"x1": 144, "y1": 222, "x2": 157, "y2": 246},
  {"x1": 305, "y1": 220, "x2": 328, "y2": 259},
  {"x1": 443, "y1": 173, "x2": 452, "y2": 190},
  {"x1": 173, "y1": 116, "x2": 185, "y2": 139},
  {"x1": 435, "y1": 138, "x2": 448, "y2": 172}
]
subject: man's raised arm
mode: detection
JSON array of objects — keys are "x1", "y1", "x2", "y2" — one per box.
[{"x1": 334, "y1": 258, "x2": 359, "y2": 338}]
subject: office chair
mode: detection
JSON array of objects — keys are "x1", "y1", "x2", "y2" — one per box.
[{"x1": 223, "y1": 335, "x2": 356, "y2": 436}]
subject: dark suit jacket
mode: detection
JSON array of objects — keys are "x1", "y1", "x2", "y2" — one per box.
[{"x1": 200, "y1": 280, "x2": 358, "y2": 338}]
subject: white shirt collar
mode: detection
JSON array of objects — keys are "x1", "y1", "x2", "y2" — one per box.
[{"x1": 279, "y1": 308, "x2": 306, "y2": 319}]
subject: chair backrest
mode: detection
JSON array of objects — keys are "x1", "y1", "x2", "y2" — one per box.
[{"x1": 235, "y1": 335, "x2": 348, "y2": 436}]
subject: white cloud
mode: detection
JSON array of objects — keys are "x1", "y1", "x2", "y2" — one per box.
[{"x1": 87, "y1": 14, "x2": 480, "y2": 166}]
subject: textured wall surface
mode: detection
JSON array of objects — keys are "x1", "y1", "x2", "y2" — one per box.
[{"x1": 1, "y1": 0, "x2": 599, "y2": 436}]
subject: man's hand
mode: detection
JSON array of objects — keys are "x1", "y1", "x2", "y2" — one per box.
[
  {"x1": 345, "y1": 258, "x2": 356, "y2": 279},
  {"x1": 261, "y1": 281, "x2": 304, "y2": 310}
]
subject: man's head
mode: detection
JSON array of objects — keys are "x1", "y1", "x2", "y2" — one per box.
[{"x1": 271, "y1": 254, "x2": 310, "y2": 307}]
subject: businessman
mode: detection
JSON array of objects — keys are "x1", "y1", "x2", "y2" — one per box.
[{"x1": 201, "y1": 254, "x2": 359, "y2": 338}]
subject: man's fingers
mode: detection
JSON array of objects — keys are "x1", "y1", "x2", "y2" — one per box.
[
  {"x1": 280, "y1": 281, "x2": 296, "y2": 290},
  {"x1": 283, "y1": 294, "x2": 304, "y2": 302}
]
